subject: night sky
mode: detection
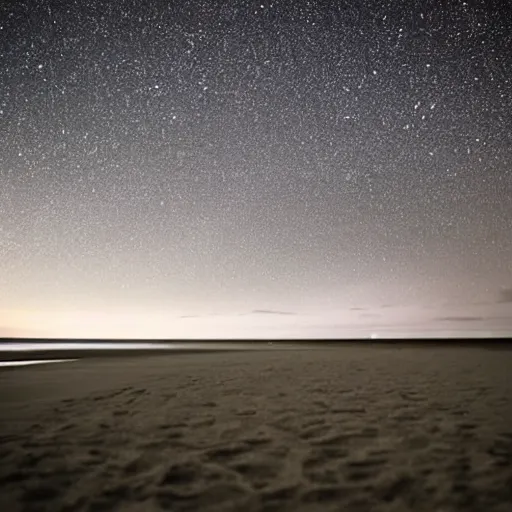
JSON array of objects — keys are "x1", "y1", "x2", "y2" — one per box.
[{"x1": 1, "y1": 0, "x2": 511, "y2": 338}]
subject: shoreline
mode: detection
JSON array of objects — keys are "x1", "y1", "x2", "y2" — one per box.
[{"x1": 1, "y1": 338, "x2": 512, "y2": 363}]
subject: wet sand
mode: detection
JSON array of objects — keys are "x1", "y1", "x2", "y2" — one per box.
[{"x1": 1, "y1": 345, "x2": 512, "y2": 511}]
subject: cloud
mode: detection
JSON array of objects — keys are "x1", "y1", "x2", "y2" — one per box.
[
  {"x1": 248, "y1": 309, "x2": 296, "y2": 316},
  {"x1": 497, "y1": 287, "x2": 512, "y2": 304},
  {"x1": 436, "y1": 316, "x2": 484, "y2": 323}
]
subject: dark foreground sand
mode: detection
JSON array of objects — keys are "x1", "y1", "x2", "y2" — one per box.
[{"x1": 1, "y1": 345, "x2": 512, "y2": 512}]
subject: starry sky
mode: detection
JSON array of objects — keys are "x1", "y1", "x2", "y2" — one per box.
[{"x1": 1, "y1": 0, "x2": 511, "y2": 339}]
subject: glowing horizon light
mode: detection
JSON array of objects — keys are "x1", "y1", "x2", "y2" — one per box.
[
  {"x1": 0, "y1": 359, "x2": 78, "y2": 367},
  {"x1": 0, "y1": 342, "x2": 272, "y2": 352},
  {"x1": 0, "y1": 342, "x2": 182, "y2": 351}
]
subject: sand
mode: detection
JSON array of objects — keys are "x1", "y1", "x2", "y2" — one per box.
[{"x1": 1, "y1": 345, "x2": 512, "y2": 512}]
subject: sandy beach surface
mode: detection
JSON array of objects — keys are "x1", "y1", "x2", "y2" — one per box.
[{"x1": 1, "y1": 344, "x2": 512, "y2": 512}]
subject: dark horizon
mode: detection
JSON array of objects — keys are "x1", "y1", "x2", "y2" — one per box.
[{"x1": 2, "y1": 336, "x2": 512, "y2": 344}]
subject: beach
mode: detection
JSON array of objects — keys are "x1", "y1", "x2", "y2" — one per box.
[{"x1": 1, "y1": 344, "x2": 512, "y2": 511}]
